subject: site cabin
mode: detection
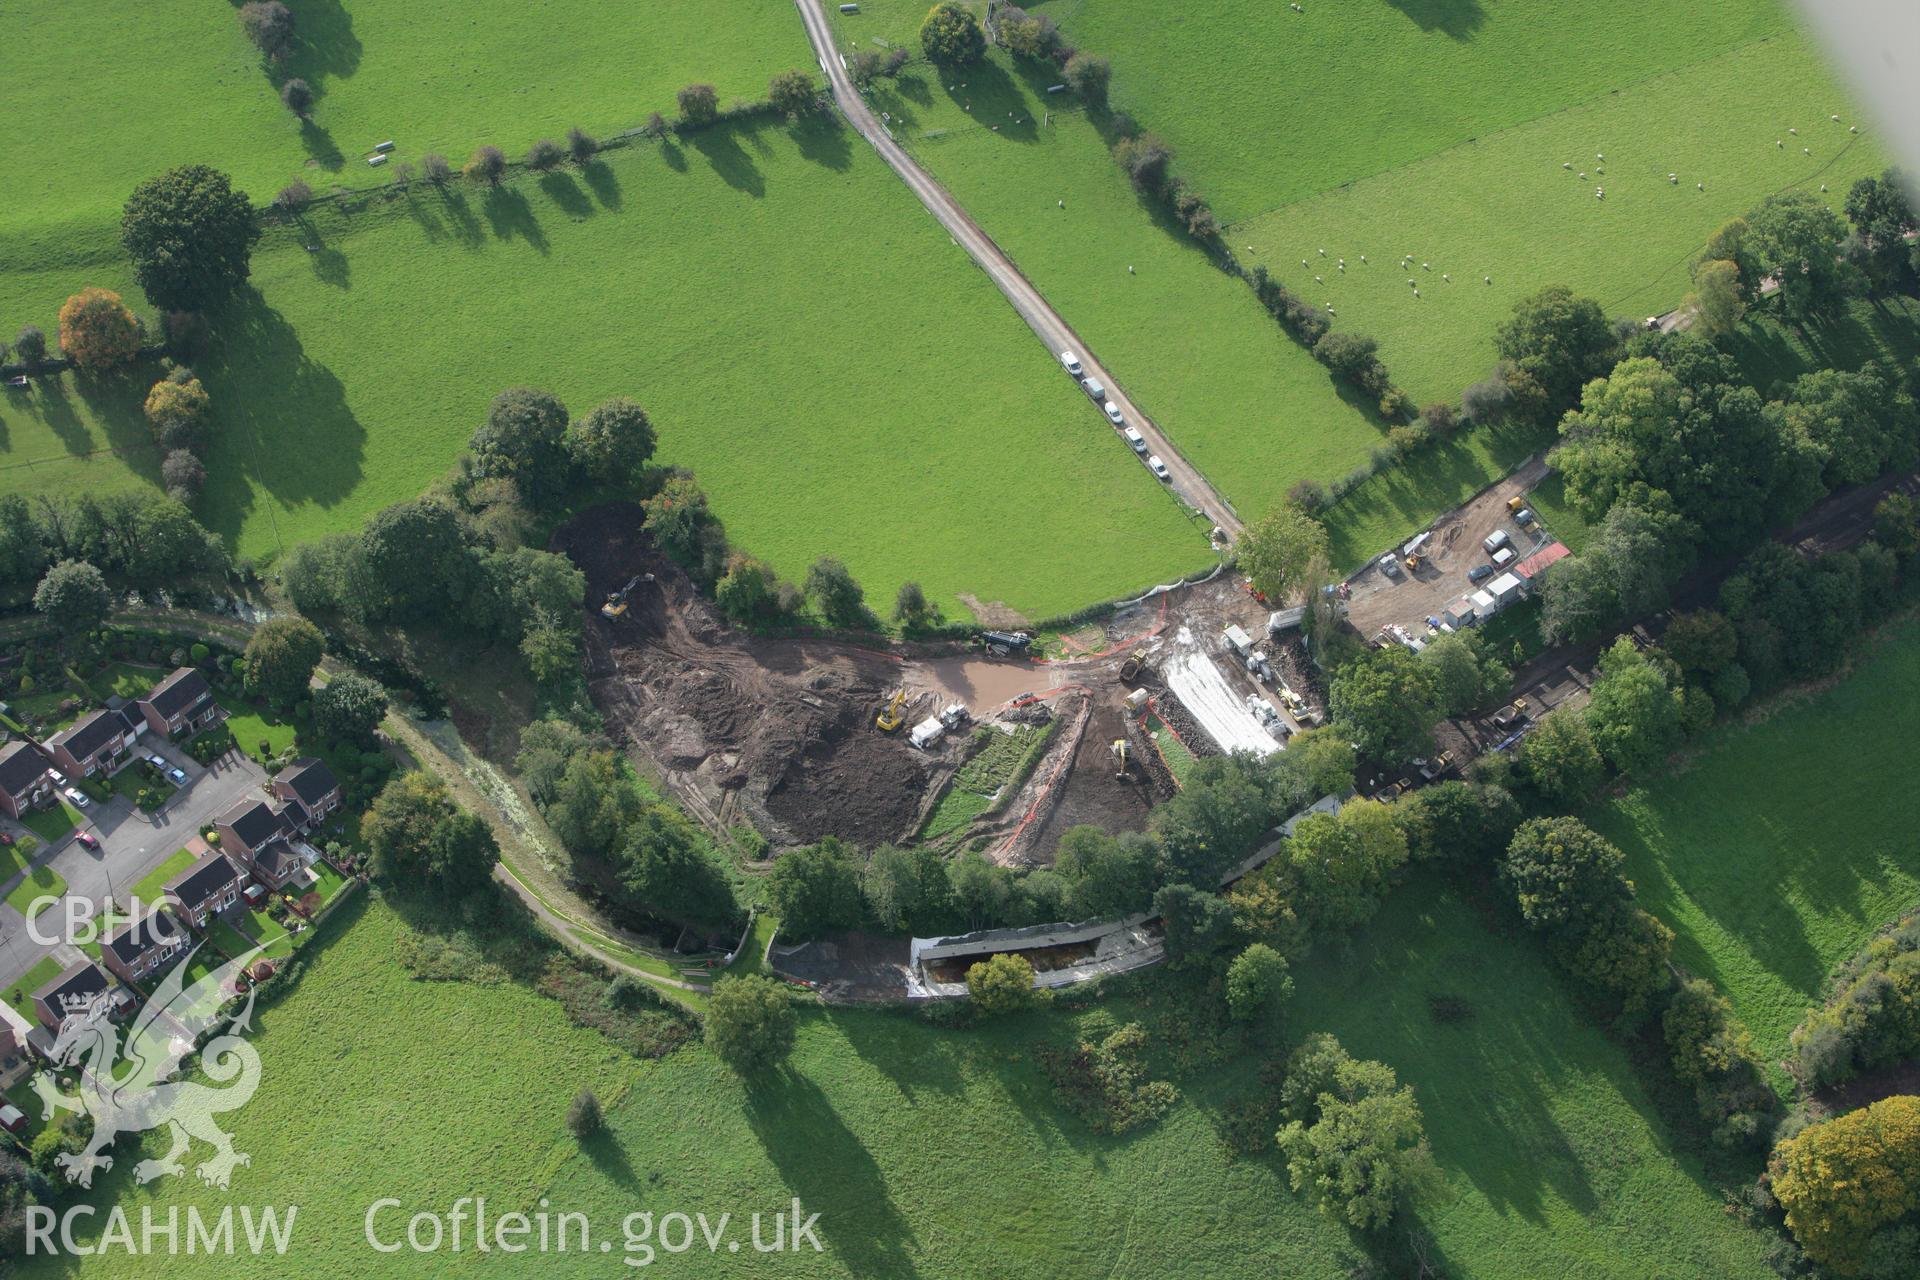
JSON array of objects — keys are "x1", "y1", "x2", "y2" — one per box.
[
  {"x1": 1442, "y1": 597, "x2": 1478, "y2": 629},
  {"x1": 1267, "y1": 606, "x2": 1306, "y2": 635},
  {"x1": 1488, "y1": 572, "x2": 1525, "y2": 607},
  {"x1": 1470, "y1": 588, "x2": 1498, "y2": 616},
  {"x1": 1223, "y1": 623, "x2": 1255, "y2": 655}
]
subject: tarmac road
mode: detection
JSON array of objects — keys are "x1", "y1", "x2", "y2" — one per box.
[{"x1": 792, "y1": 0, "x2": 1242, "y2": 541}]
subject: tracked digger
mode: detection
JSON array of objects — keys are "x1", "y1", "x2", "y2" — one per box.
[
  {"x1": 876, "y1": 690, "x2": 907, "y2": 733},
  {"x1": 600, "y1": 574, "x2": 653, "y2": 621}
]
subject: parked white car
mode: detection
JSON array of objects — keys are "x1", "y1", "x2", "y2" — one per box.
[
  {"x1": 1147, "y1": 454, "x2": 1171, "y2": 480},
  {"x1": 1123, "y1": 426, "x2": 1147, "y2": 453},
  {"x1": 1060, "y1": 351, "x2": 1083, "y2": 376},
  {"x1": 63, "y1": 787, "x2": 89, "y2": 809},
  {"x1": 1103, "y1": 401, "x2": 1124, "y2": 426}
]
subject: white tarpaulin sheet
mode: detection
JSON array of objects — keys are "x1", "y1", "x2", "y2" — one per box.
[{"x1": 1165, "y1": 650, "x2": 1281, "y2": 757}]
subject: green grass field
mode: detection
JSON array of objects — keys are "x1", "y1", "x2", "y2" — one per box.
[
  {"x1": 1589, "y1": 614, "x2": 1920, "y2": 1063},
  {"x1": 21, "y1": 881, "x2": 1779, "y2": 1276},
  {"x1": 1237, "y1": 35, "x2": 1892, "y2": 402},
  {"x1": 1043, "y1": 0, "x2": 1792, "y2": 225},
  {"x1": 1285, "y1": 873, "x2": 1772, "y2": 1278},
  {"x1": 0, "y1": 117, "x2": 1207, "y2": 621},
  {"x1": 833, "y1": 35, "x2": 1388, "y2": 527},
  {"x1": 0, "y1": 0, "x2": 812, "y2": 242}
]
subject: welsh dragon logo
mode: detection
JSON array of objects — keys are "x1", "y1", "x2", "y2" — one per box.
[{"x1": 35, "y1": 944, "x2": 264, "y2": 1190}]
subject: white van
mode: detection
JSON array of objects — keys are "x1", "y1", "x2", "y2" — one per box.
[
  {"x1": 1082, "y1": 377, "x2": 1106, "y2": 400},
  {"x1": 1123, "y1": 426, "x2": 1147, "y2": 453},
  {"x1": 1060, "y1": 351, "x2": 1083, "y2": 376}
]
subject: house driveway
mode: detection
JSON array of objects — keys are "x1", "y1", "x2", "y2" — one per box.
[{"x1": 0, "y1": 740, "x2": 266, "y2": 995}]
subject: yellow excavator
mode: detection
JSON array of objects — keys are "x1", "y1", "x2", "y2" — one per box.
[
  {"x1": 600, "y1": 574, "x2": 653, "y2": 621},
  {"x1": 1111, "y1": 738, "x2": 1131, "y2": 781},
  {"x1": 876, "y1": 690, "x2": 907, "y2": 733}
]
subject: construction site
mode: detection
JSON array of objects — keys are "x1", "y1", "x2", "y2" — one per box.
[{"x1": 556, "y1": 505, "x2": 1324, "y2": 863}]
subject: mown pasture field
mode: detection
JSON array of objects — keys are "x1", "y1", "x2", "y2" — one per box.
[
  {"x1": 824, "y1": 15, "x2": 1389, "y2": 529},
  {"x1": 0, "y1": 0, "x2": 811, "y2": 243},
  {"x1": 1589, "y1": 613, "x2": 1920, "y2": 1063},
  {"x1": 0, "y1": 118, "x2": 1208, "y2": 622},
  {"x1": 1237, "y1": 35, "x2": 1892, "y2": 403},
  {"x1": 1042, "y1": 0, "x2": 1791, "y2": 224},
  {"x1": 13, "y1": 897, "x2": 637, "y2": 1279},
  {"x1": 28, "y1": 886, "x2": 1777, "y2": 1277}
]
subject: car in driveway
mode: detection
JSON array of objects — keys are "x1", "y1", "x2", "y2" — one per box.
[
  {"x1": 1103, "y1": 401, "x2": 1124, "y2": 426},
  {"x1": 63, "y1": 787, "x2": 89, "y2": 809},
  {"x1": 1147, "y1": 454, "x2": 1171, "y2": 481},
  {"x1": 1060, "y1": 351, "x2": 1083, "y2": 376},
  {"x1": 1123, "y1": 425, "x2": 1147, "y2": 453},
  {"x1": 168, "y1": 766, "x2": 187, "y2": 784},
  {"x1": 1467, "y1": 564, "x2": 1494, "y2": 584},
  {"x1": 146, "y1": 753, "x2": 168, "y2": 771},
  {"x1": 75, "y1": 831, "x2": 99, "y2": 850}
]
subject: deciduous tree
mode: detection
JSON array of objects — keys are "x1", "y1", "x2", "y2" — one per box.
[
  {"x1": 57, "y1": 289, "x2": 141, "y2": 372},
  {"x1": 966, "y1": 952, "x2": 1044, "y2": 1015},
  {"x1": 33, "y1": 560, "x2": 110, "y2": 633},
  {"x1": 705, "y1": 975, "x2": 796, "y2": 1074},
  {"x1": 919, "y1": 1, "x2": 986, "y2": 65},
  {"x1": 1238, "y1": 504, "x2": 1328, "y2": 603},
  {"x1": 122, "y1": 166, "x2": 260, "y2": 313},
  {"x1": 243, "y1": 616, "x2": 325, "y2": 706}
]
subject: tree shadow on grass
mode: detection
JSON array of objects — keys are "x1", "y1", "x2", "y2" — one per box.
[
  {"x1": 582, "y1": 1128, "x2": 639, "y2": 1190},
  {"x1": 688, "y1": 128, "x2": 764, "y2": 197},
  {"x1": 297, "y1": 117, "x2": 345, "y2": 173},
  {"x1": 939, "y1": 58, "x2": 1039, "y2": 143},
  {"x1": 580, "y1": 160, "x2": 622, "y2": 210},
  {"x1": 792, "y1": 115, "x2": 853, "y2": 172},
  {"x1": 1383, "y1": 0, "x2": 1487, "y2": 39},
  {"x1": 743, "y1": 1070, "x2": 922, "y2": 1278},
  {"x1": 26, "y1": 377, "x2": 91, "y2": 455},
  {"x1": 68, "y1": 370, "x2": 165, "y2": 475},
  {"x1": 659, "y1": 139, "x2": 688, "y2": 173},
  {"x1": 191, "y1": 290, "x2": 366, "y2": 547},
  {"x1": 281, "y1": 0, "x2": 363, "y2": 83},
  {"x1": 482, "y1": 185, "x2": 549, "y2": 253},
  {"x1": 537, "y1": 171, "x2": 595, "y2": 221}
]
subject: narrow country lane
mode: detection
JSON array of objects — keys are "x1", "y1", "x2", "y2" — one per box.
[{"x1": 792, "y1": 0, "x2": 1244, "y2": 540}]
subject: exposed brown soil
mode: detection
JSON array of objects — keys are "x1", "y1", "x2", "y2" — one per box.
[
  {"x1": 1024, "y1": 700, "x2": 1160, "y2": 858},
  {"x1": 556, "y1": 504, "x2": 930, "y2": 849}
]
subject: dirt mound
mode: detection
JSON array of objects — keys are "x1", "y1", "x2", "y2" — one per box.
[{"x1": 555, "y1": 505, "x2": 929, "y2": 848}]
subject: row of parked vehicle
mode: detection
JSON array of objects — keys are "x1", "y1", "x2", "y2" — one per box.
[{"x1": 1060, "y1": 351, "x2": 1170, "y2": 481}]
